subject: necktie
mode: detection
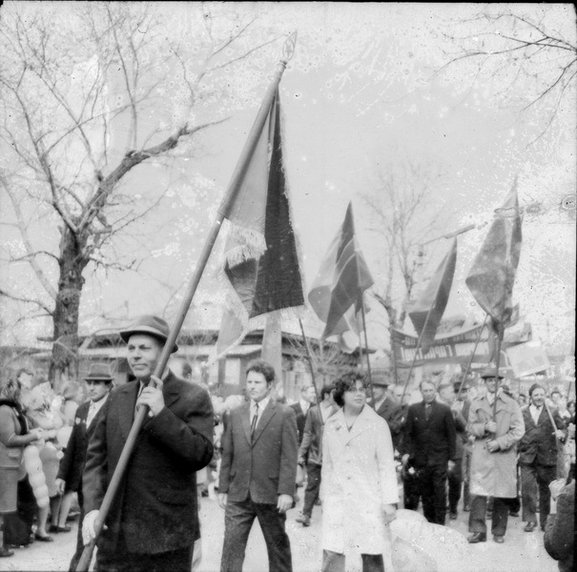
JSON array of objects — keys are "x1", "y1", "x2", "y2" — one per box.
[
  {"x1": 251, "y1": 402, "x2": 259, "y2": 439},
  {"x1": 425, "y1": 403, "x2": 432, "y2": 421}
]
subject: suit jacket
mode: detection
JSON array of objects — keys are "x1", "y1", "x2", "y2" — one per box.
[
  {"x1": 297, "y1": 403, "x2": 338, "y2": 466},
  {"x1": 290, "y1": 402, "x2": 309, "y2": 444},
  {"x1": 375, "y1": 396, "x2": 404, "y2": 450},
  {"x1": 401, "y1": 400, "x2": 456, "y2": 466},
  {"x1": 519, "y1": 405, "x2": 565, "y2": 466},
  {"x1": 83, "y1": 371, "x2": 214, "y2": 555},
  {"x1": 219, "y1": 399, "x2": 298, "y2": 504}
]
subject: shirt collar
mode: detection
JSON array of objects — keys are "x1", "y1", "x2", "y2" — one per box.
[{"x1": 252, "y1": 396, "x2": 270, "y2": 412}]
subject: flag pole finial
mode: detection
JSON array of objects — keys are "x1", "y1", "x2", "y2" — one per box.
[{"x1": 282, "y1": 31, "x2": 297, "y2": 63}]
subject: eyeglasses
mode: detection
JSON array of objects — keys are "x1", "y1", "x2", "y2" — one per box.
[{"x1": 345, "y1": 387, "x2": 368, "y2": 394}]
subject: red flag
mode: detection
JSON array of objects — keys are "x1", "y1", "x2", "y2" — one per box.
[
  {"x1": 216, "y1": 92, "x2": 304, "y2": 358},
  {"x1": 466, "y1": 180, "x2": 523, "y2": 335},
  {"x1": 308, "y1": 203, "x2": 374, "y2": 340},
  {"x1": 408, "y1": 238, "x2": 458, "y2": 354}
]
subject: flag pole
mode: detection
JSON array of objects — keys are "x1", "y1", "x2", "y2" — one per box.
[
  {"x1": 455, "y1": 314, "x2": 488, "y2": 401},
  {"x1": 400, "y1": 303, "x2": 436, "y2": 404},
  {"x1": 76, "y1": 34, "x2": 297, "y2": 572},
  {"x1": 298, "y1": 318, "x2": 322, "y2": 422},
  {"x1": 358, "y1": 293, "x2": 375, "y2": 405},
  {"x1": 492, "y1": 326, "x2": 504, "y2": 421}
]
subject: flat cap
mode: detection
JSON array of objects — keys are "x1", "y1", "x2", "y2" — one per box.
[{"x1": 119, "y1": 315, "x2": 178, "y2": 353}]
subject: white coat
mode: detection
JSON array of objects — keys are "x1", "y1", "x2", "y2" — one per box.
[{"x1": 321, "y1": 405, "x2": 399, "y2": 555}]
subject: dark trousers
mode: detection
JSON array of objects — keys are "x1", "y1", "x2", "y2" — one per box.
[
  {"x1": 448, "y1": 459, "x2": 463, "y2": 513},
  {"x1": 68, "y1": 489, "x2": 84, "y2": 572},
  {"x1": 469, "y1": 495, "x2": 511, "y2": 537},
  {"x1": 221, "y1": 497, "x2": 292, "y2": 572},
  {"x1": 462, "y1": 449, "x2": 472, "y2": 509},
  {"x1": 521, "y1": 462, "x2": 556, "y2": 528},
  {"x1": 321, "y1": 550, "x2": 384, "y2": 572},
  {"x1": 97, "y1": 537, "x2": 192, "y2": 572},
  {"x1": 420, "y1": 463, "x2": 448, "y2": 525},
  {"x1": 403, "y1": 469, "x2": 422, "y2": 511},
  {"x1": 302, "y1": 463, "x2": 322, "y2": 518}
]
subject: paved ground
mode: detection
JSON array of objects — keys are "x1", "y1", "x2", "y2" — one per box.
[{"x1": 4, "y1": 492, "x2": 559, "y2": 572}]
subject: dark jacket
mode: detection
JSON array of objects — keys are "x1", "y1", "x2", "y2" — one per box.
[
  {"x1": 375, "y1": 397, "x2": 404, "y2": 451},
  {"x1": 219, "y1": 399, "x2": 298, "y2": 503},
  {"x1": 297, "y1": 403, "x2": 337, "y2": 466},
  {"x1": 290, "y1": 402, "x2": 308, "y2": 444},
  {"x1": 401, "y1": 400, "x2": 456, "y2": 466},
  {"x1": 519, "y1": 405, "x2": 566, "y2": 467},
  {"x1": 544, "y1": 480, "x2": 574, "y2": 572},
  {"x1": 56, "y1": 400, "x2": 100, "y2": 493},
  {"x1": 83, "y1": 371, "x2": 214, "y2": 554}
]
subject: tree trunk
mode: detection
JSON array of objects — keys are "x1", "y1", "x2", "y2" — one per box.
[{"x1": 49, "y1": 227, "x2": 88, "y2": 389}]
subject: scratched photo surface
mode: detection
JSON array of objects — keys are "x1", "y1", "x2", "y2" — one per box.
[{"x1": 0, "y1": 3, "x2": 574, "y2": 571}]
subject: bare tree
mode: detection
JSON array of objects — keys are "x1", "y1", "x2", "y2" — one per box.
[
  {"x1": 0, "y1": 3, "x2": 281, "y2": 383},
  {"x1": 361, "y1": 159, "x2": 447, "y2": 375},
  {"x1": 438, "y1": 6, "x2": 576, "y2": 143}
]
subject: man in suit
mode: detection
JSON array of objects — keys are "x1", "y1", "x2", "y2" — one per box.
[
  {"x1": 218, "y1": 359, "x2": 298, "y2": 572},
  {"x1": 519, "y1": 383, "x2": 566, "y2": 532},
  {"x1": 82, "y1": 315, "x2": 214, "y2": 572},
  {"x1": 55, "y1": 363, "x2": 113, "y2": 571},
  {"x1": 438, "y1": 381, "x2": 468, "y2": 520},
  {"x1": 290, "y1": 384, "x2": 316, "y2": 444},
  {"x1": 372, "y1": 374, "x2": 404, "y2": 453},
  {"x1": 295, "y1": 384, "x2": 337, "y2": 527},
  {"x1": 401, "y1": 379, "x2": 456, "y2": 525}
]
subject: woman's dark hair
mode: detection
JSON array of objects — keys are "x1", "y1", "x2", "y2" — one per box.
[
  {"x1": 0, "y1": 378, "x2": 21, "y2": 403},
  {"x1": 245, "y1": 359, "x2": 275, "y2": 384},
  {"x1": 333, "y1": 370, "x2": 367, "y2": 407},
  {"x1": 320, "y1": 384, "x2": 334, "y2": 401}
]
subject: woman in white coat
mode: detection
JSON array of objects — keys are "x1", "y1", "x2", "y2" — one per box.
[{"x1": 320, "y1": 371, "x2": 398, "y2": 572}]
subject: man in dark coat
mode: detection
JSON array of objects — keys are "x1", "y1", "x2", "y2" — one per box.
[
  {"x1": 290, "y1": 384, "x2": 316, "y2": 444},
  {"x1": 295, "y1": 384, "x2": 338, "y2": 527},
  {"x1": 519, "y1": 383, "x2": 566, "y2": 532},
  {"x1": 372, "y1": 373, "x2": 404, "y2": 453},
  {"x1": 55, "y1": 363, "x2": 113, "y2": 571},
  {"x1": 218, "y1": 359, "x2": 298, "y2": 572},
  {"x1": 82, "y1": 315, "x2": 214, "y2": 572},
  {"x1": 401, "y1": 379, "x2": 456, "y2": 525}
]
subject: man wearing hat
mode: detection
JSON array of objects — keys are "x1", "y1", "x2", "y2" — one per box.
[
  {"x1": 466, "y1": 367, "x2": 524, "y2": 544},
  {"x1": 371, "y1": 373, "x2": 404, "y2": 452},
  {"x1": 82, "y1": 315, "x2": 214, "y2": 571},
  {"x1": 55, "y1": 363, "x2": 113, "y2": 571}
]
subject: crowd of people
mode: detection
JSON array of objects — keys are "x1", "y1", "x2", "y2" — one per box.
[{"x1": 0, "y1": 313, "x2": 575, "y2": 572}]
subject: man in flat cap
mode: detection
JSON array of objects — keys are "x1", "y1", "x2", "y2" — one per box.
[
  {"x1": 56, "y1": 363, "x2": 114, "y2": 571},
  {"x1": 82, "y1": 315, "x2": 214, "y2": 571},
  {"x1": 466, "y1": 367, "x2": 524, "y2": 544},
  {"x1": 371, "y1": 373, "x2": 404, "y2": 453}
]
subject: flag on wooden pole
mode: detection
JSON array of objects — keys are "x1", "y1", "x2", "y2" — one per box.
[
  {"x1": 466, "y1": 179, "x2": 522, "y2": 336},
  {"x1": 216, "y1": 91, "x2": 304, "y2": 358},
  {"x1": 308, "y1": 202, "x2": 374, "y2": 340},
  {"x1": 408, "y1": 238, "x2": 458, "y2": 354}
]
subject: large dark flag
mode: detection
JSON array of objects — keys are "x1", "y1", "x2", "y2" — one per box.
[
  {"x1": 216, "y1": 91, "x2": 304, "y2": 357},
  {"x1": 309, "y1": 203, "x2": 374, "y2": 340},
  {"x1": 408, "y1": 238, "x2": 458, "y2": 354},
  {"x1": 466, "y1": 180, "x2": 522, "y2": 336}
]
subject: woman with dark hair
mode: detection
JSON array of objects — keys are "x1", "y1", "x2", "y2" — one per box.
[
  {"x1": 0, "y1": 378, "x2": 44, "y2": 557},
  {"x1": 320, "y1": 371, "x2": 398, "y2": 572}
]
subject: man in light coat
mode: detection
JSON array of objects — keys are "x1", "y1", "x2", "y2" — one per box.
[{"x1": 467, "y1": 367, "x2": 525, "y2": 544}]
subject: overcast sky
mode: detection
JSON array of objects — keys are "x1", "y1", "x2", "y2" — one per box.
[{"x1": 1, "y1": 2, "x2": 575, "y2": 356}]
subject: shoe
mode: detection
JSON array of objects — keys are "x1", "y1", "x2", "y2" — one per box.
[
  {"x1": 493, "y1": 535, "x2": 505, "y2": 543},
  {"x1": 34, "y1": 533, "x2": 54, "y2": 542},
  {"x1": 524, "y1": 522, "x2": 537, "y2": 532},
  {"x1": 48, "y1": 524, "x2": 71, "y2": 533},
  {"x1": 0, "y1": 548, "x2": 14, "y2": 557},
  {"x1": 463, "y1": 504, "x2": 471, "y2": 512},
  {"x1": 510, "y1": 511, "x2": 519, "y2": 517},
  {"x1": 449, "y1": 511, "x2": 458, "y2": 520},
  {"x1": 296, "y1": 514, "x2": 311, "y2": 526},
  {"x1": 467, "y1": 532, "x2": 486, "y2": 544}
]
